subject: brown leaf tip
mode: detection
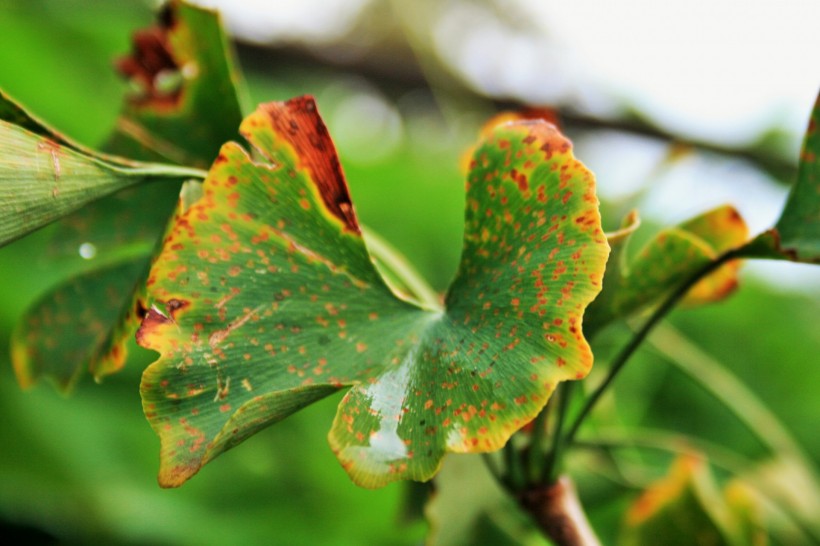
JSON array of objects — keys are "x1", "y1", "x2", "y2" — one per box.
[{"x1": 260, "y1": 96, "x2": 360, "y2": 233}]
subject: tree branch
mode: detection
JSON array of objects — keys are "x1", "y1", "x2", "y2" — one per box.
[{"x1": 518, "y1": 475, "x2": 602, "y2": 546}]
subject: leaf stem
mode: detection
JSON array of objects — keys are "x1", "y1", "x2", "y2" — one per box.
[
  {"x1": 543, "y1": 382, "x2": 574, "y2": 485},
  {"x1": 571, "y1": 427, "x2": 755, "y2": 479},
  {"x1": 481, "y1": 452, "x2": 505, "y2": 486},
  {"x1": 360, "y1": 225, "x2": 443, "y2": 311},
  {"x1": 503, "y1": 436, "x2": 526, "y2": 491},
  {"x1": 525, "y1": 394, "x2": 553, "y2": 484},
  {"x1": 112, "y1": 162, "x2": 208, "y2": 181},
  {"x1": 563, "y1": 250, "x2": 737, "y2": 446}
]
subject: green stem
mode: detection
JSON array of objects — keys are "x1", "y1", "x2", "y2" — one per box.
[
  {"x1": 111, "y1": 161, "x2": 208, "y2": 180},
  {"x1": 525, "y1": 395, "x2": 553, "y2": 485},
  {"x1": 503, "y1": 436, "x2": 526, "y2": 491},
  {"x1": 360, "y1": 225, "x2": 443, "y2": 311},
  {"x1": 564, "y1": 250, "x2": 737, "y2": 446},
  {"x1": 543, "y1": 382, "x2": 574, "y2": 485},
  {"x1": 648, "y1": 324, "x2": 819, "y2": 484},
  {"x1": 649, "y1": 326, "x2": 820, "y2": 492},
  {"x1": 481, "y1": 452, "x2": 505, "y2": 486}
]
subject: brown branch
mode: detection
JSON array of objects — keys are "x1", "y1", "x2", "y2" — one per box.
[{"x1": 518, "y1": 475, "x2": 602, "y2": 546}]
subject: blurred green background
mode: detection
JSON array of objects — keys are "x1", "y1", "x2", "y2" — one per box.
[{"x1": 0, "y1": 1, "x2": 817, "y2": 544}]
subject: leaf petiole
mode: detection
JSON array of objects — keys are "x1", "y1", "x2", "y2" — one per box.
[{"x1": 361, "y1": 224, "x2": 443, "y2": 312}]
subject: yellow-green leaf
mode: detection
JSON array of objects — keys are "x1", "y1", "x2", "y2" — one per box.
[{"x1": 585, "y1": 205, "x2": 748, "y2": 336}]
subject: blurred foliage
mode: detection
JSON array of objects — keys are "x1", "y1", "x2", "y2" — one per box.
[{"x1": 0, "y1": 1, "x2": 818, "y2": 544}]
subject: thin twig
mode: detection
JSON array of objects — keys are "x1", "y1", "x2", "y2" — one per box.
[{"x1": 563, "y1": 250, "x2": 738, "y2": 446}]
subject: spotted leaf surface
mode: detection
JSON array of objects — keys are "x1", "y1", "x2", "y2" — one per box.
[
  {"x1": 53, "y1": 0, "x2": 246, "y2": 378},
  {"x1": 138, "y1": 98, "x2": 608, "y2": 488},
  {"x1": 743, "y1": 91, "x2": 820, "y2": 263},
  {"x1": 11, "y1": 260, "x2": 145, "y2": 392},
  {"x1": 585, "y1": 205, "x2": 748, "y2": 337}
]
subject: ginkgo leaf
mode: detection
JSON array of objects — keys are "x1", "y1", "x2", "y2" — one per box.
[
  {"x1": 103, "y1": 0, "x2": 247, "y2": 168},
  {"x1": 0, "y1": 117, "x2": 203, "y2": 247},
  {"x1": 12, "y1": 0, "x2": 249, "y2": 386},
  {"x1": 678, "y1": 205, "x2": 748, "y2": 306},
  {"x1": 136, "y1": 96, "x2": 609, "y2": 488},
  {"x1": 90, "y1": 181, "x2": 204, "y2": 380},
  {"x1": 742, "y1": 91, "x2": 820, "y2": 263},
  {"x1": 11, "y1": 260, "x2": 146, "y2": 392},
  {"x1": 86, "y1": 0, "x2": 246, "y2": 375},
  {"x1": 584, "y1": 205, "x2": 748, "y2": 337}
]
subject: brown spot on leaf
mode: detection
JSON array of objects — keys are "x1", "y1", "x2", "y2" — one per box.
[{"x1": 115, "y1": 3, "x2": 183, "y2": 109}]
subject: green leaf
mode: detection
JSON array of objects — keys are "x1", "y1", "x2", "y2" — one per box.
[
  {"x1": 136, "y1": 97, "x2": 609, "y2": 488},
  {"x1": 103, "y1": 0, "x2": 247, "y2": 167},
  {"x1": 11, "y1": 259, "x2": 146, "y2": 392},
  {"x1": 584, "y1": 205, "x2": 748, "y2": 337},
  {"x1": 44, "y1": 183, "x2": 182, "y2": 263},
  {"x1": 742, "y1": 91, "x2": 820, "y2": 263},
  {"x1": 89, "y1": 181, "x2": 204, "y2": 380},
  {"x1": 23, "y1": 2, "x2": 250, "y2": 380},
  {"x1": 0, "y1": 117, "x2": 203, "y2": 247}
]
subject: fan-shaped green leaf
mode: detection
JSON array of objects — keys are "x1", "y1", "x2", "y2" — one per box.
[
  {"x1": 13, "y1": 0, "x2": 249, "y2": 386},
  {"x1": 137, "y1": 97, "x2": 609, "y2": 488},
  {"x1": 11, "y1": 259, "x2": 146, "y2": 392}
]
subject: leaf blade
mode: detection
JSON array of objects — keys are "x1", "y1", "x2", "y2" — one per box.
[
  {"x1": 0, "y1": 119, "x2": 202, "y2": 247},
  {"x1": 741, "y1": 91, "x2": 820, "y2": 263},
  {"x1": 330, "y1": 120, "x2": 609, "y2": 487},
  {"x1": 137, "y1": 102, "x2": 609, "y2": 488},
  {"x1": 11, "y1": 259, "x2": 146, "y2": 392}
]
